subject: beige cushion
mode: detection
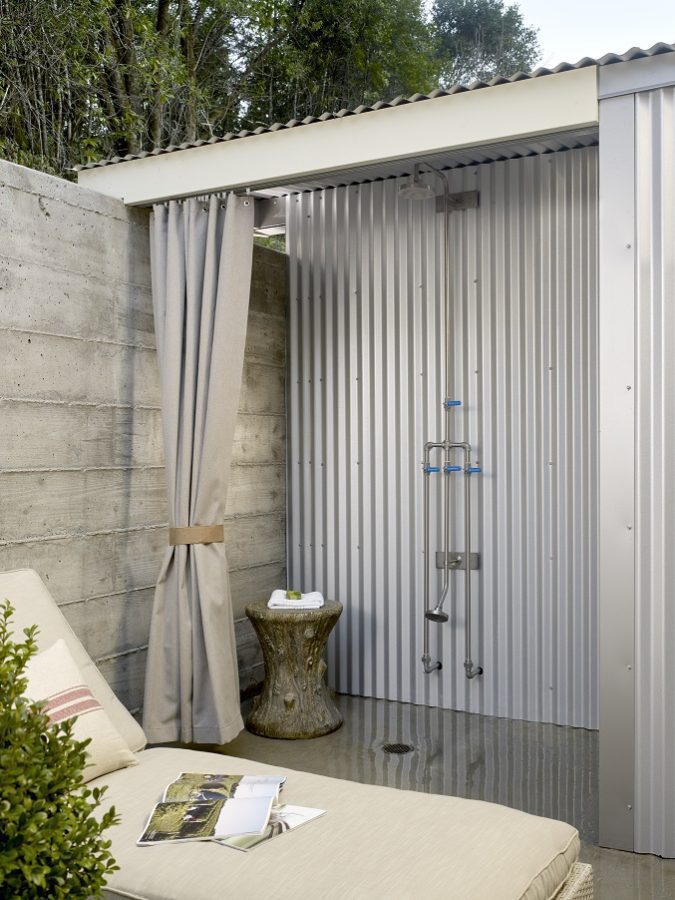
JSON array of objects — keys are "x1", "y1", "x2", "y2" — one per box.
[
  {"x1": 25, "y1": 638, "x2": 137, "y2": 782},
  {"x1": 96, "y1": 747, "x2": 579, "y2": 900},
  {"x1": 0, "y1": 568, "x2": 147, "y2": 752}
]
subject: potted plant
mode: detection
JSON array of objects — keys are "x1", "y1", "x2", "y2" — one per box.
[{"x1": 0, "y1": 602, "x2": 119, "y2": 898}]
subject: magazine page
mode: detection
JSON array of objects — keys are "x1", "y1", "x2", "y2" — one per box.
[
  {"x1": 163, "y1": 773, "x2": 285, "y2": 803},
  {"x1": 218, "y1": 805, "x2": 326, "y2": 852},
  {"x1": 137, "y1": 796, "x2": 275, "y2": 845},
  {"x1": 214, "y1": 796, "x2": 274, "y2": 838},
  {"x1": 137, "y1": 799, "x2": 226, "y2": 845}
]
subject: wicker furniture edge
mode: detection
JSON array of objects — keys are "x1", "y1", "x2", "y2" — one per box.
[{"x1": 558, "y1": 862, "x2": 593, "y2": 899}]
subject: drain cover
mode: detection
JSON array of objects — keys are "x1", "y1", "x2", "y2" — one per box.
[{"x1": 382, "y1": 742, "x2": 414, "y2": 754}]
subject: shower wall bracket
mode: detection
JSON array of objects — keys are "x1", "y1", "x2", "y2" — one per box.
[
  {"x1": 435, "y1": 191, "x2": 480, "y2": 213},
  {"x1": 435, "y1": 551, "x2": 480, "y2": 571}
]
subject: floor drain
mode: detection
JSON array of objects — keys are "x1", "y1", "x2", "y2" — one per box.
[{"x1": 382, "y1": 742, "x2": 414, "y2": 754}]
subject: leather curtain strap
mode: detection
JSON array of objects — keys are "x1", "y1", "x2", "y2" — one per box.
[{"x1": 169, "y1": 524, "x2": 225, "y2": 545}]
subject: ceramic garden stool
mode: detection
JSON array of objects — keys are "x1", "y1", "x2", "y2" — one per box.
[{"x1": 244, "y1": 598, "x2": 343, "y2": 739}]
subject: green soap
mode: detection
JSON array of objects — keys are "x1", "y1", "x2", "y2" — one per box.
[{"x1": 286, "y1": 590, "x2": 302, "y2": 600}]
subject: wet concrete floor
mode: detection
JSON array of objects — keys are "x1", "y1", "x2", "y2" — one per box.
[{"x1": 220, "y1": 694, "x2": 675, "y2": 899}]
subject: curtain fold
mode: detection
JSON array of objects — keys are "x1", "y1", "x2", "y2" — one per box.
[{"x1": 143, "y1": 193, "x2": 254, "y2": 744}]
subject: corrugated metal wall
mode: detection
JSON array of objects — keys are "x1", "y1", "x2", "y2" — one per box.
[
  {"x1": 634, "y1": 86, "x2": 675, "y2": 856},
  {"x1": 287, "y1": 147, "x2": 598, "y2": 727}
]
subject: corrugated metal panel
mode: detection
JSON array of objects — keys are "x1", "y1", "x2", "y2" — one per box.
[
  {"x1": 77, "y1": 43, "x2": 675, "y2": 170},
  {"x1": 288, "y1": 147, "x2": 598, "y2": 727},
  {"x1": 634, "y1": 86, "x2": 675, "y2": 857}
]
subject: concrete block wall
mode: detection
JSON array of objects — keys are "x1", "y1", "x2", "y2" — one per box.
[
  {"x1": 0, "y1": 159, "x2": 287, "y2": 715},
  {"x1": 231, "y1": 246, "x2": 287, "y2": 694}
]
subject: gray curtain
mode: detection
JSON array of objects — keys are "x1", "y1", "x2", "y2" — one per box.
[{"x1": 143, "y1": 194, "x2": 254, "y2": 744}]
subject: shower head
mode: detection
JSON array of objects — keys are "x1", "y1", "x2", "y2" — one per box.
[
  {"x1": 399, "y1": 165, "x2": 435, "y2": 201},
  {"x1": 399, "y1": 181, "x2": 434, "y2": 201},
  {"x1": 425, "y1": 605, "x2": 449, "y2": 623}
]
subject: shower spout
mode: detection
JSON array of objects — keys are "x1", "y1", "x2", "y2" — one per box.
[
  {"x1": 465, "y1": 660, "x2": 483, "y2": 679},
  {"x1": 422, "y1": 653, "x2": 442, "y2": 674}
]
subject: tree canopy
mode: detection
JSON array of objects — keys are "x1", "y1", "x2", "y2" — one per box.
[
  {"x1": 431, "y1": 0, "x2": 540, "y2": 87},
  {"x1": 0, "y1": 0, "x2": 540, "y2": 177}
]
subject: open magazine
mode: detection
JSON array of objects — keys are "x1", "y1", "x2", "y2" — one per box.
[
  {"x1": 137, "y1": 773, "x2": 286, "y2": 845},
  {"x1": 218, "y1": 804, "x2": 326, "y2": 852}
]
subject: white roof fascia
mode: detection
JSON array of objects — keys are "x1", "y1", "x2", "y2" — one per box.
[
  {"x1": 599, "y1": 52, "x2": 675, "y2": 98},
  {"x1": 78, "y1": 66, "x2": 598, "y2": 206}
]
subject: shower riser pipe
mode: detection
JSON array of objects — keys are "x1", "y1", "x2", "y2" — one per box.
[{"x1": 421, "y1": 440, "x2": 483, "y2": 679}]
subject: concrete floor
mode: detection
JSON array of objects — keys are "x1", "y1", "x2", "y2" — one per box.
[{"x1": 220, "y1": 694, "x2": 675, "y2": 900}]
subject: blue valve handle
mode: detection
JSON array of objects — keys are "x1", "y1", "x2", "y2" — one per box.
[
  {"x1": 466, "y1": 466, "x2": 482, "y2": 474},
  {"x1": 444, "y1": 465, "x2": 462, "y2": 473},
  {"x1": 443, "y1": 399, "x2": 462, "y2": 408},
  {"x1": 423, "y1": 465, "x2": 441, "y2": 473}
]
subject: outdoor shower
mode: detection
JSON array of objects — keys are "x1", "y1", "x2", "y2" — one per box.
[{"x1": 399, "y1": 164, "x2": 483, "y2": 680}]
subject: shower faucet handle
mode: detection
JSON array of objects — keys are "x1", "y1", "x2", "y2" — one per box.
[
  {"x1": 423, "y1": 465, "x2": 440, "y2": 474},
  {"x1": 444, "y1": 465, "x2": 462, "y2": 473},
  {"x1": 465, "y1": 466, "x2": 482, "y2": 474},
  {"x1": 443, "y1": 399, "x2": 462, "y2": 408}
]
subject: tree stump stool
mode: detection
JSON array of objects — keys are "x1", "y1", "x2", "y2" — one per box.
[{"x1": 245, "y1": 599, "x2": 343, "y2": 739}]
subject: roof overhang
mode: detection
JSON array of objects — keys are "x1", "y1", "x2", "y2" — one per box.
[{"x1": 78, "y1": 66, "x2": 598, "y2": 206}]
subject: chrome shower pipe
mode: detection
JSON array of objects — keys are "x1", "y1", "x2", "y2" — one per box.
[
  {"x1": 417, "y1": 162, "x2": 452, "y2": 676},
  {"x1": 414, "y1": 163, "x2": 483, "y2": 679},
  {"x1": 460, "y1": 444, "x2": 483, "y2": 681},
  {"x1": 422, "y1": 441, "x2": 445, "y2": 673},
  {"x1": 422, "y1": 440, "x2": 483, "y2": 680}
]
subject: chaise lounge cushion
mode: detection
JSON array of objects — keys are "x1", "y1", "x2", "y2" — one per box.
[
  {"x1": 1, "y1": 568, "x2": 582, "y2": 899},
  {"x1": 95, "y1": 746, "x2": 579, "y2": 900}
]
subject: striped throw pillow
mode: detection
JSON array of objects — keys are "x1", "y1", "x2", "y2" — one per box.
[{"x1": 25, "y1": 638, "x2": 137, "y2": 782}]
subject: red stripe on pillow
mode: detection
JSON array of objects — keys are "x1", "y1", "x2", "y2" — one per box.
[
  {"x1": 44, "y1": 686, "x2": 93, "y2": 711},
  {"x1": 48, "y1": 697, "x2": 102, "y2": 724}
]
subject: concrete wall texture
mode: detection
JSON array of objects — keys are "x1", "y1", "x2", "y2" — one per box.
[{"x1": 0, "y1": 159, "x2": 286, "y2": 715}]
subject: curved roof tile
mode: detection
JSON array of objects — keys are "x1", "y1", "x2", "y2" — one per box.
[{"x1": 76, "y1": 41, "x2": 675, "y2": 171}]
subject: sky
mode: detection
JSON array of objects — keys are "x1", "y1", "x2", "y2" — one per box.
[{"x1": 515, "y1": 0, "x2": 675, "y2": 68}]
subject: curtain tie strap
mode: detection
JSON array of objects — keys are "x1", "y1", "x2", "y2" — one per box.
[{"x1": 169, "y1": 525, "x2": 224, "y2": 545}]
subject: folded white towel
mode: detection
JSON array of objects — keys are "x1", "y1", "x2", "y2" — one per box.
[{"x1": 267, "y1": 589, "x2": 325, "y2": 610}]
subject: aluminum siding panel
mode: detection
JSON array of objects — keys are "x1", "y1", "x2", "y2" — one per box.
[
  {"x1": 288, "y1": 148, "x2": 598, "y2": 727},
  {"x1": 597, "y1": 93, "x2": 637, "y2": 851},
  {"x1": 634, "y1": 86, "x2": 675, "y2": 857}
]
